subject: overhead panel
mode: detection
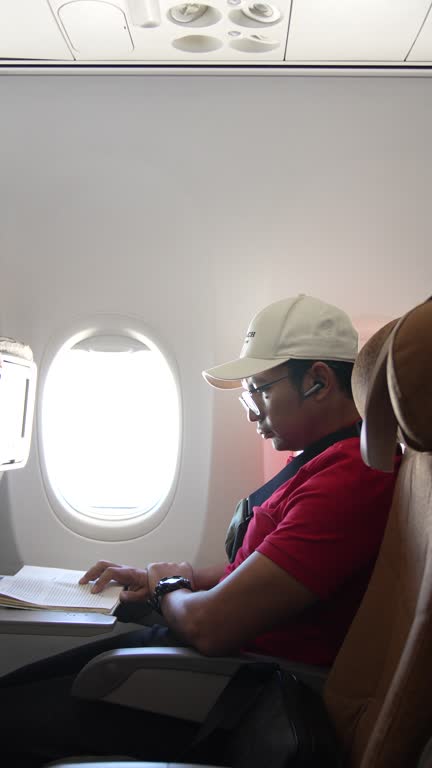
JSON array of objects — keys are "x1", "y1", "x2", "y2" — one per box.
[
  {"x1": 58, "y1": 2, "x2": 134, "y2": 57},
  {"x1": 48, "y1": 0, "x2": 292, "y2": 62},
  {"x1": 285, "y1": 0, "x2": 432, "y2": 62},
  {"x1": 0, "y1": 0, "x2": 73, "y2": 60},
  {"x1": 407, "y1": 5, "x2": 432, "y2": 60},
  {"x1": 1, "y1": 0, "x2": 432, "y2": 65}
]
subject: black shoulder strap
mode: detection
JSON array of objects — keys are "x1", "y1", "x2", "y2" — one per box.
[{"x1": 226, "y1": 421, "x2": 361, "y2": 563}]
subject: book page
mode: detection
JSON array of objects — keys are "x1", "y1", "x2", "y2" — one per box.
[{"x1": 0, "y1": 565, "x2": 123, "y2": 613}]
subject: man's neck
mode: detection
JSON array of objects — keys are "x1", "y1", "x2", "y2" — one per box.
[{"x1": 303, "y1": 401, "x2": 360, "y2": 449}]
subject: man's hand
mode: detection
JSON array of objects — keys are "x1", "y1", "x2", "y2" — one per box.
[
  {"x1": 80, "y1": 560, "x2": 196, "y2": 603},
  {"x1": 79, "y1": 560, "x2": 150, "y2": 603}
]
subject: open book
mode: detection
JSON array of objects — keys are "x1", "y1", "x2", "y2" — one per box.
[{"x1": 0, "y1": 565, "x2": 123, "y2": 615}]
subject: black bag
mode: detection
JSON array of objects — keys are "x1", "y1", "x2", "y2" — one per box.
[{"x1": 186, "y1": 663, "x2": 341, "y2": 768}]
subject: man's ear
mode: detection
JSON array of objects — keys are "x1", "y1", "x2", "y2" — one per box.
[{"x1": 303, "y1": 362, "x2": 332, "y2": 399}]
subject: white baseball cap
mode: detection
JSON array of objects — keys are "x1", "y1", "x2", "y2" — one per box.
[{"x1": 203, "y1": 294, "x2": 358, "y2": 389}]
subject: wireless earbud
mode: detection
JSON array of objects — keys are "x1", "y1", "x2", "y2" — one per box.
[{"x1": 303, "y1": 381, "x2": 324, "y2": 399}]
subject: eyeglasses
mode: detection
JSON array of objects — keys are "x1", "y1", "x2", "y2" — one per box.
[{"x1": 239, "y1": 373, "x2": 291, "y2": 417}]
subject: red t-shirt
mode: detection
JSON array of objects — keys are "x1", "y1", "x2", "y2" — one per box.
[{"x1": 221, "y1": 438, "x2": 401, "y2": 666}]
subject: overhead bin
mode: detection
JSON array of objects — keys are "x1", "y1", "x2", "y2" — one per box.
[
  {"x1": 0, "y1": 0, "x2": 73, "y2": 60},
  {"x1": 407, "y1": 5, "x2": 432, "y2": 60},
  {"x1": 285, "y1": 0, "x2": 432, "y2": 62}
]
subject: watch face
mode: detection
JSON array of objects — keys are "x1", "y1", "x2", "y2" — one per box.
[
  {"x1": 151, "y1": 576, "x2": 193, "y2": 611},
  {"x1": 156, "y1": 576, "x2": 192, "y2": 596},
  {"x1": 161, "y1": 577, "x2": 183, "y2": 586}
]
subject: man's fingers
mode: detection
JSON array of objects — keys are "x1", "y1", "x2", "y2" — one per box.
[
  {"x1": 79, "y1": 561, "x2": 119, "y2": 585},
  {"x1": 89, "y1": 566, "x2": 148, "y2": 594},
  {"x1": 90, "y1": 566, "x2": 132, "y2": 593}
]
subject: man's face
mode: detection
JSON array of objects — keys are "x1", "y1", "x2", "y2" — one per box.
[{"x1": 242, "y1": 365, "x2": 313, "y2": 452}]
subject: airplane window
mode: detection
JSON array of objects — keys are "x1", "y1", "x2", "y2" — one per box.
[{"x1": 40, "y1": 329, "x2": 180, "y2": 537}]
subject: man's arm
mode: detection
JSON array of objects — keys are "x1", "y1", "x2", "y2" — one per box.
[
  {"x1": 193, "y1": 563, "x2": 227, "y2": 591},
  {"x1": 80, "y1": 560, "x2": 227, "y2": 601},
  {"x1": 148, "y1": 552, "x2": 316, "y2": 656}
]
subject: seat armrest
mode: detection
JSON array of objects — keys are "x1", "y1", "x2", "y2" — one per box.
[
  {"x1": 72, "y1": 647, "x2": 245, "y2": 722},
  {"x1": 72, "y1": 647, "x2": 329, "y2": 723}
]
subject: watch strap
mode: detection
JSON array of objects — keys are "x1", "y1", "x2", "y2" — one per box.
[{"x1": 148, "y1": 575, "x2": 193, "y2": 614}]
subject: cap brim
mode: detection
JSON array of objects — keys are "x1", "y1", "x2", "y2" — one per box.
[
  {"x1": 202, "y1": 356, "x2": 290, "y2": 389},
  {"x1": 360, "y1": 329, "x2": 399, "y2": 472}
]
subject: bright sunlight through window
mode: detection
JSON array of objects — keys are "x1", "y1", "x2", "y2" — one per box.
[{"x1": 42, "y1": 333, "x2": 180, "y2": 523}]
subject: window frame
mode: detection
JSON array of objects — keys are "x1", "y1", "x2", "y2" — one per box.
[{"x1": 37, "y1": 315, "x2": 182, "y2": 541}]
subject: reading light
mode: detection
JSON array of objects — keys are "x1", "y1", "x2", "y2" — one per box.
[
  {"x1": 169, "y1": 3, "x2": 208, "y2": 23},
  {"x1": 127, "y1": 0, "x2": 161, "y2": 27},
  {"x1": 242, "y1": 2, "x2": 280, "y2": 23},
  {"x1": 249, "y1": 32, "x2": 278, "y2": 45}
]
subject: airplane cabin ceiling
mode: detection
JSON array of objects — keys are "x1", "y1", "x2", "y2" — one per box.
[{"x1": 1, "y1": 0, "x2": 432, "y2": 67}]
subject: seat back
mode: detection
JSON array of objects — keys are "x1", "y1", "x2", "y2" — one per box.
[{"x1": 324, "y1": 298, "x2": 432, "y2": 767}]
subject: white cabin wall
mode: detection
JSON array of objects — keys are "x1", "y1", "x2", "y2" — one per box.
[{"x1": 0, "y1": 74, "x2": 431, "y2": 583}]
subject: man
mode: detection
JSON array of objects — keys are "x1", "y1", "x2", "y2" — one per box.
[
  {"x1": 0, "y1": 294, "x2": 400, "y2": 766},
  {"x1": 79, "y1": 294, "x2": 398, "y2": 666}
]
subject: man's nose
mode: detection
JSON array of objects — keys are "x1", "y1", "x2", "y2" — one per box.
[{"x1": 247, "y1": 407, "x2": 260, "y2": 423}]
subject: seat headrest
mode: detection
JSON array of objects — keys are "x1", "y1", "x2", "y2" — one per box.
[
  {"x1": 352, "y1": 297, "x2": 432, "y2": 472},
  {"x1": 352, "y1": 319, "x2": 400, "y2": 418}
]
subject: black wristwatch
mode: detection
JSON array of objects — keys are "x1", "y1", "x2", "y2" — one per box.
[{"x1": 148, "y1": 576, "x2": 193, "y2": 614}]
